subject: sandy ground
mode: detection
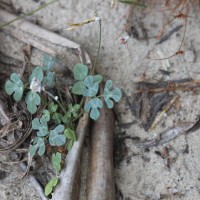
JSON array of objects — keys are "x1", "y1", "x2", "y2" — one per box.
[{"x1": 1, "y1": 0, "x2": 200, "y2": 199}]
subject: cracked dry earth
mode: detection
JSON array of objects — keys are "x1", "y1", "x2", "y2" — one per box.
[{"x1": 1, "y1": 0, "x2": 200, "y2": 200}]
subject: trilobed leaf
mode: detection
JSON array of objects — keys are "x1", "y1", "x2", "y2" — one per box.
[
  {"x1": 103, "y1": 80, "x2": 122, "y2": 108},
  {"x1": 82, "y1": 76, "x2": 99, "y2": 97},
  {"x1": 72, "y1": 81, "x2": 86, "y2": 95},
  {"x1": 43, "y1": 54, "x2": 56, "y2": 71},
  {"x1": 29, "y1": 67, "x2": 43, "y2": 84},
  {"x1": 93, "y1": 75, "x2": 103, "y2": 84},
  {"x1": 42, "y1": 110, "x2": 50, "y2": 122},
  {"x1": 32, "y1": 117, "x2": 48, "y2": 137},
  {"x1": 67, "y1": 104, "x2": 80, "y2": 118},
  {"x1": 52, "y1": 112, "x2": 62, "y2": 125},
  {"x1": 25, "y1": 91, "x2": 41, "y2": 114},
  {"x1": 73, "y1": 64, "x2": 88, "y2": 80},
  {"x1": 49, "y1": 125, "x2": 66, "y2": 146},
  {"x1": 84, "y1": 97, "x2": 103, "y2": 120},
  {"x1": 48, "y1": 102, "x2": 58, "y2": 113},
  {"x1": 29, "y1": 137, "x2": 46, "y2": 156},
  {"x1": 42, "y1": 71, "x2": 55, "y2": 87},
  {"x1": 5, "y1": 73, "x2": 24, "y2": 102}
]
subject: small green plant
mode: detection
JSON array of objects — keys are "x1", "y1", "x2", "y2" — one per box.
[
  {"x1": 4, "y1": 55, "x2": 79, "y2": 194},
  {"x1": 72, "y1": 63, "x2": 122, "y2": 120},
  {"x1": 4, "y1": 12, "x2": 122, "y2": 196},
  {"x1": 5, "y1": 67, "x2": 43, "y2": 114},
  {"x1": 45, "y1": 152, "x2": 62, "y2": 196}
]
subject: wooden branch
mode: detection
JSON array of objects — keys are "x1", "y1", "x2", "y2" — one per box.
[
  {"x1": 0, "y1": 9, "x2": 92, "y2": 68},
  {"x1": 87, "y1": 103, "x2": 115, "y2": 200},
  {"x1": 52, "y1": 112, "x2": 90, "y2": 200}
]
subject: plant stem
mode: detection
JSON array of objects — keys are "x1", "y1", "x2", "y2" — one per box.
[
  {"x1": 43, "y1": 90, "x2": 67, "y2": 114},
  {"x1": 72, "y1": 110, "x2": 84, "y2": 122},
  {"x1": 57, "y1": 99, "x2": 67, "y2": 115},
  {"x1": 96, "y1": 94, "x2": 104, "y2": 98},
  {"x1": 0, "y1": 0, "x2": 58, "y2": 29},
  {"x1": 92, "y1": 19, "x2": 102, "y2": 74},
  {"x1": 57, "y1": 88, "x2": 64, "y2": 105}
]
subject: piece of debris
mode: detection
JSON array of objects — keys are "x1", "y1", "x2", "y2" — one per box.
[
  {"x1": 132, "y1": 79, "x2": 200, "y2": 131},
  {"x1": 135, "y1": 116, "x2": 200, "y2": 148},
  {"x1": 156, "y1": 25, "x2": 183, "y2": 45}
]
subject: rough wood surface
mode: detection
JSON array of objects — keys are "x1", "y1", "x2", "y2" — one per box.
[
  {"x1": 52, "y1": 112, "x2": 90, "y2": 200},
  {"x1": 87, "y1": 103, "x2": 115, "y2": 200},
  {"x1": 0, "y1": 9, "x2": 92, "y2": 70}
]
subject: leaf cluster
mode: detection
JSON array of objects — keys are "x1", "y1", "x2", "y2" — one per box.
[
  {"x1": 29, "y1": 113, "x2": 66, "y2": 157},
  {"x1": 5, "y1": 55, "x2": 56, "y2": 114},
  {"x1": 72, "y1": 64, "x2": 122, "y2": 120},
  {"x1": 44, "y1": 152, "x2": 62, "y2": 196}
]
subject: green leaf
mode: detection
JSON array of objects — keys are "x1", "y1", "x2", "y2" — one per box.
[
  {"x1": 93, "y1": 75, "x2": 103, "y2": 84},
  {"x1": 32, "y1": 117, "x2": 48, "y2": 137},
  {"x1": 49, "y1": 125, "x2": 66, "y2": 146},
  {"x1": 42, "y1": 110, "x2": 50, "y2": 122},
  {"x1": 67, "y1": 140, "x2": 73, "y2": 151},
  {"x1": 42, "y1": 71, "x2": 55, "y2": 87},
  {"x1": 52, "y1": 113, "x2": 62, "y2": 124},
  {"x1": 82, "y1": 76, "x2": 99, "y2": 97},
  {"x1": 29, "y1": 137, "x2": 46, "y2": 156},
  {"x1": 48, "y1": 102, "x2": 58, "y2": 113},
  {"x1": 67, "y1": 104, "x2": 80, "y2": 118},
  {"x1": 73, "y1": 64, "x2": 88, "y2": 80},
  {"x1": 103, "y1": 80, "x2": 122, "y2": 109},
  {"x1": 5, "y1": 73, "x2": 24, "y2": 102},
  {"x1": 45, "y1": 177, "x2": 58, "y2": 196},
  {"x1": 25, "y1": 91, "x2": 41, "y2": 114},
  {"x1": 72, "y1": 81, "x2": 86, "y2": 95},
  {"x1": 43, "y1": 54, "x2": 56, "y2": 71},
  {"x1": 84, "y1": 97, "x2": 103, "y2": 120},
  {"x1": 64, "y1": 128, "x2": 76, "y2": 140},
  {"x1": 64, "y1": 128, "x2": 76, "y2": 151},
  {"x1": 52, "y1": 152, "x2": 62, "y2": 173},
  {"x1": 29, "y1": 67, "x2": 44, "y2": 83},
  {"x1": 61, "y1": 114, "x2": 70, "y2": 124}
]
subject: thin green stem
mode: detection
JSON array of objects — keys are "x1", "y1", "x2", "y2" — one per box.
[
  {"x1": 72, "y1": 110, "x2": 84, "y2": 122},
  {"x1": 43, "y1": 90, "x2": 67, "y2": 114},
  {"x1": 56, "y1": 100, "x2": 67, "y2": 115},
  {"x1": 92, "y1": 20, "x2": 102, "y2": 74},
  {"x1": 0, "y1": 0, "x2": 58, "y2": 29},
  {"x1": 57, "y1": 88, "x2": 64, "y2": 105},
  {"x1": 96, "y1": 94, "x2": 104, "y2": 98}
]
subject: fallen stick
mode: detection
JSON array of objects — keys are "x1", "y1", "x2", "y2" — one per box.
[
  {"x1": 135, "y1": 117, "x2": 200, "y2": 148},
  {"x1": 52, "y1": 112, "x2": 90, "y2": 200},
  {"x1": 87, "y1": 102, "x2": 115, "y2": 200},
  {"x1": 0, "y1": 9, "x2": 92, "y2": 68},
  {"x1": 134, "y1": 79, "x2": 200, "y2": 94}
]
